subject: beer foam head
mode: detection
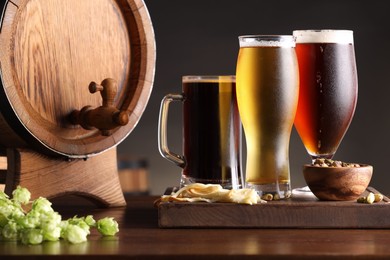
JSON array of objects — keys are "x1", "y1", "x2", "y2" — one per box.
[
  {"x1": 183, "y1": 75, "x2": 235, "y2": 83},
  {"x1": 239, "y1": 35, "x2": 295, "y2": 48},
  {"x1": 293, "y1": 30, "x2": 354, "y2": 44}
]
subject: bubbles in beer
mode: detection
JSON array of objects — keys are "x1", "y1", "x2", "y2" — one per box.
[{"x1": 294, "y1": 40, "x2": 357, "y2": 158}]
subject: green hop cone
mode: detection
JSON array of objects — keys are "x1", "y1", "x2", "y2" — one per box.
[
  {"x1": 32, "y1": 197, "x2": 54, "y2": 213},
  {"x1": 12, "y1": 186, "x2": 31, "y2": 205},
  {"x1": 84, "y1": 215, "x2": 96, "y2": 227},
  {"x1": 0, "y1": 199, "x2": 14, "y2": 219},
  {"x1": 0, "y1": 186, "x2": 120, "y2": 245},
  {"x1": 43, "y1": 226, "x2": 61, "y2": 242},
  {"x1": 67, "y1": 216, "x2": 91, "y2": 235},
  {"x1": 19, "y1": 210, "x2": 41, "y2": 229},
  {"x1": 63, "y1": 224, "x2": 88, "y2": 244},
  {"x1": 0, "y1": 213, "x2": 7, "y2": 228},
  {"x1": 41, "y1": 211, "x2": 62, "y2": 242},
  {"x1": 96, "y1": 217, "x2": 119, "y2": 236},
  {"x1": 2, "y1": 220, "x2": 18, "y2": 240},
  {"x1": 20, "y1": 228, "x2": 43, "y2": 245}
]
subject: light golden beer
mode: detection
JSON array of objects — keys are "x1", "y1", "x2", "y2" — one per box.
[{"x1": 236, "y1": 36, "x2": 299, "y2": 197}]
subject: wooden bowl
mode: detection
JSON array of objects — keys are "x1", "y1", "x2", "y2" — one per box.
[{"x1": 303, "y1": 164, "x2": 373, "y2": 201}]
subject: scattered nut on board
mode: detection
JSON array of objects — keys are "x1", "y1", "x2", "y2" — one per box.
[
  {"x1": 374, "y1": 193, "x2": 384, "y2": 202},
  {"x1": 357, "y1": 192, "x2": 383, "y2": 204},
  {"x1": 312, "y1": 158, "x2": 361, "y2": 168}
]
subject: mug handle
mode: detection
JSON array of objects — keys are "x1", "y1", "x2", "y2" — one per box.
[{"x1": 158, "y1": 94, "x2": 186, "y2": 168}]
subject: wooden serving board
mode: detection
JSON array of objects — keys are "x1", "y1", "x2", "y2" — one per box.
[{"x1": 158, "y1": 187, "x2": 390, "y2": 228}]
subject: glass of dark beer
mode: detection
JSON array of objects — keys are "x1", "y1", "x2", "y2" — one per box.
[
  {"x1": 236, "y1": 36, "x2": 299, "y2": 198},
  {"x1": 293, "y1": 30, "x2": 358, "y2": 162},
  {"x1": 158, "y1": 76, "x2": 242, "y2": 189}
]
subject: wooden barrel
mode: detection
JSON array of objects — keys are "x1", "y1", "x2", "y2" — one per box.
[{"x1": 0, "y1": 0, "x2": 155, "y2": 158}]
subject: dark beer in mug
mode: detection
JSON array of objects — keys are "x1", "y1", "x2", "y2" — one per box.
[
  {"x1": 182, "y1": 76, "x2": 241, "y2": 188},
  {"x1": 158, "y1": 75, "x2": 242, "y2": 189},
  {"x1": 293, "y1": 30, "x2": 358, "y2": 160}
]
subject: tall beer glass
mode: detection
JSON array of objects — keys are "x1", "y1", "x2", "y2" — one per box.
[
  {"x1": 293, "y1": 30, "x2": 358, "y2": 162},
  {"x1": 236, "y1": 35, "x2": 299, "y2": 198}
]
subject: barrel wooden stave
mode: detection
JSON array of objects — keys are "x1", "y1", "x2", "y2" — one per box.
[{"x1": 0, "y1": 0, "x2": 155, "y2": 158}]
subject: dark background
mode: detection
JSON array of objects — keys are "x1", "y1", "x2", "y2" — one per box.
[
  {"x1": 121, "y1": 0, "x2": 390, "y2": 195},
  {"x1": 1, "y1": 0, "x2": 389, "y2": 195}
]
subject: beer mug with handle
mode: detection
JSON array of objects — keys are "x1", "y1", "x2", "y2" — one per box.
[{"x1": 158, "y1": 76, "x2": 242, "y2": 189}]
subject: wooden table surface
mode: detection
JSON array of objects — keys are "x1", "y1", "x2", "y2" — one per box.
[{"x1": 1, "y1": 195, "x2": 390, "y2": 259}]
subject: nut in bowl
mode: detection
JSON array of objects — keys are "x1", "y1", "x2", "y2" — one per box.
[{"x1": 303, "y1": 159, "x2": 373, "y2": 201}]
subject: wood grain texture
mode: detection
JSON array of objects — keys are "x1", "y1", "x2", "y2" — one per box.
[
  {"x1": 158, "y1": 187, "x2": 390, "y2": 228},
  {"x1": 303, "y1": 164, "x2": 373, "y2": 201},
  {"x1": 0, "y1": 1, "x2": 26, "y2": 149},
  {"x1": 4, "y1": 147, "x2": 126, "y2": 207},
  {"x1": 0, "y1": 0, "x2": 155, "y2": 157}
]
